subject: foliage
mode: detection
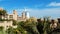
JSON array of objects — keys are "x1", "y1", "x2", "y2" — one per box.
[
  {"x1": 0, "y1": 18, "x2": 12, "y2": 21},
  {"x1": 12, "y1": 20, "x2": 17, "y2": 26},
  {"x1": 0, "y1": 26, "x2": 4, "y2": 31},
  {"x1": 0, "y1": 9, "x2": 7, "y2": 21},
  {"x1": 6, "y1": 27, "x2": 19, "y2": 34},
  {"x1": 0, "y1": 10, "x2": 7, "y2": 16},
  {"x1": 17, "y1": 21, "x2": 27, "y2": 34},
  {"x1": 3, "y1": 17, "x2": 60, "y2": 34}
]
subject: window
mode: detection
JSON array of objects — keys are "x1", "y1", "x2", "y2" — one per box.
[{"x1": 9, "y1": 15, "x2": 13, "y2": 18}]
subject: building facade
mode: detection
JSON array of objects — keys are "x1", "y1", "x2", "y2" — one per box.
[
  {"x1": 0, "y1": 8, "x2": 30, "y2": 30},
  {"x1": 0, "y1": 8, "x2": 30, "y2": 21},
  {"x1": 0, "y1": 21, "x2": 13, "y2": 30}
]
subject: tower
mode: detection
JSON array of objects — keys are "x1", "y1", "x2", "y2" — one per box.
[
  {"x1": 13, "y1": 10, "x2": 18, "y2": 20},
  {"x1": 22, "y1": 11, "x2": 26, "y2": 19},
  {"x1": 22, "y1": 8, "x2": 30, "y2": 19},
  {"x1": 25, "y1": 11, "x2": 30, "y2": 19}
]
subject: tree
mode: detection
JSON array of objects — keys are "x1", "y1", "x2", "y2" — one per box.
[
  {"x1": 37, "y1": 17, "x2": 51, "y2": 34},
  {"x1": 43, "y1": 17, "x2": 51, "y2": 34},
  {"x1": 0, "y1": 9, "x2": 7, "y2": 19},
  {"x1": 0, "y1": 10, "x2": 7, "y2": 16},
  {"x1": 24, "y1": 17, "x2": 40, "y2": 34},
  {"x1": 0, "y1": 26, "x2": 4, "y2": 31},
  {"x1": 17, "y1": 21, "x2": 27, "y2": 34},
  {"x1": 37, "y1": 19, "x2": 43, "y2": 34},
  {"x1": 13, "y1": 20, "x2": 17, "y2": 26},
  {"x1": 0, "y1": 26, "x2": 4, "y2": 34},
  {"x1": 6, "y1": 27, "x2": 19, "y2": 34}
]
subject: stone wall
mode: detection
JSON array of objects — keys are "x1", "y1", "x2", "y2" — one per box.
[{"x1": 0, "y1": 21, "x2": 13, "y2": 30}]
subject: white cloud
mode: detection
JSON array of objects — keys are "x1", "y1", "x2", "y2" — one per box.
[
  {"x1": 16, "y1": 8, "x2": 60, "y2": 18},
  {"x1": 47, "y1": 2, "x2": 60, "y2": 7}
]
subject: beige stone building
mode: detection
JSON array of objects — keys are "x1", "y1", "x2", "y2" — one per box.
[
  {"x1": 0, "y1": 8, "x2": 30, "y2": 30},
  {"x1": 0, "y1": 8, "x2": 30, "y2": 21},
  {"x1": 0, "y1": 21, "x2": 13, "y2": 30}
]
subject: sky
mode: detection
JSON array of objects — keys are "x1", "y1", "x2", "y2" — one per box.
[{"x1": 0, "y1": 0, "x2": 60, "y2": 18}]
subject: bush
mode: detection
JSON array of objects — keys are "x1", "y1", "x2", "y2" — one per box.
[
  {"x1": 0, "y1": 26, "x2": 4, "y2": 31},
  {"x1": 13, "y1": 20, "x2": 17, "y2": 26}
]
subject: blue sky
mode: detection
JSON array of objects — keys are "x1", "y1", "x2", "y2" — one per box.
[{"x1": 0, "y1": 0, "x2": 60, "y2": 18}]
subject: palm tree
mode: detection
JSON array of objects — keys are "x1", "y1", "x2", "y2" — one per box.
[
  {"x1": 43, "y1": 17, "x2": 51, "y2": 34},
  {"x1": 37, "y1": 19, "x2": 43, "y2": 34}
]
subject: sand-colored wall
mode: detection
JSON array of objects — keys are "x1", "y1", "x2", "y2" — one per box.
[{"x1": 0, "y1": 21, "x2": 13, "y2": 30}]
